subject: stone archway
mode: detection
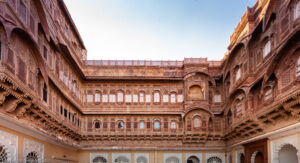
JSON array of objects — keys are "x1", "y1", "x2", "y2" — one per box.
[
  {"x1": 207, "y1": 156, "x2": 222, "y2": 163},
  {"x1": 166, "y1": 156, "x2": 180, "y2": 163},
  {"x1": 92, "y1": 156, "x2": 107, "y2": 163},
  {"x1": 278, "y1": 144, "x2": 298, "y2": 163},
  {"x1": 251, "y1": 151, "x2": 264, "y2": 163},
  {"x1": 187, "y1": 156, "x2": 200, "y2": 163}
]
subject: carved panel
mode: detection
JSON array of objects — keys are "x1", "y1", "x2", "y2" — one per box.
[
  {"x1": 23, "y1": 138, "x2": 44, "y2": 163},
  {"x1": 0, "y1": 130, "x2": 18, "y2": 162}
]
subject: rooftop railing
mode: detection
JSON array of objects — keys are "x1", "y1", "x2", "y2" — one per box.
[{"x1": 83, "y1": 58, "x2": 221, "y2": 67}]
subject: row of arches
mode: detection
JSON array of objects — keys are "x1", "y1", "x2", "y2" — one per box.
[{"x1": 91, "y1": 155, "x2": 223, "y2": 163}]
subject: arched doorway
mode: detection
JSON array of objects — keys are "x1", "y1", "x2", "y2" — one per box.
[
  {"x1": 251, "y1": 151, "x2": 263, "y2": 163},
  {"x1": 93, "y1": 156, "x2": 107, "y2": 163},
  {"x1": 207, "y1": 156, "x2": 222, "y2": 163},
  {"x1": 187, "y1": 156, "x2": 200, "y2": 163},
  {"x1": 240, "y1": 154, "x2": 245, "y2": 163},
  {"x1": 278, "y1": 144, "x2": 298, "y2": 163}
]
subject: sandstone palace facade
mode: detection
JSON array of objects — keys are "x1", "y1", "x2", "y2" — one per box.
[{"x1": 0, "y1": 0, "x2": 299, "y2": 163}]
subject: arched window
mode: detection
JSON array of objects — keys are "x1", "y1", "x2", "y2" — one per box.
[
  {"x1": 170, "y1": 93, "x2": 176, "y2": 103},
  {"x1": 154, "y1": 92, "x2": 160, "y2": 103},
  {"x1": 95, "y1": 121, "x2": 100, "y2": 129},
  {"x1": 26, "y1": 152, "x2": 38, "y2": 163},
  {"x1": 93, "y1": 156, "x2": 107, "y2": 163},
  {"x1": 214, "y1": 93, "x2": 221, "y2": 103},
  {"x1": 0, "y1": 146, "x2": 7, "y2": 163},
  {"x1": 188, "y1": 85, "x2": 204, "y2": 100},
  {"x1": 154, "y1": 121, "x2": 160, "y2": 129},
  {"x1": 193, "y1": 117, "x2": 201, "y2": 128},
  {"x1": 139, "y1": 92, "x2": 144, "y2": 103},
  {"x1": 95, "y1": 92, "x2": 101, "y2": 103},
  {"x1": 118, "y1": 121, "x2": 124, "y2": 129},
  {"x1": 114, "y1": 156, "x2": 129, "y2": 163},
  {"x1": 133, "y1": 94, "x2": 138, "y2": 103},
  {"x1": 296, "y1": 57, "x2": 300, "y2": 77},
  {"x1": 117, "y1": 92, "x2": 124, "y2": 102},
  {"x1": 279, "y1": 144, "x2": 298, "y2": 163},
  {"x1": 264, "y1": 88, "x2": 272, "y2": 101},
  {"x1": 166, "y1": 157, "x2": 179, "y2": 163},
  {"x1": 87, "y1": 91, "x2": 93, "y2": 103},
  {"x1": 43, "y1": 83, "x2": 47, "y2": 102},
  {"x1": 236, "y1": 68, "x2": 241, "y2": 81},
  {"x1": 207, "y1": 157, "x2": 222, "y2": 163},
  {"x1": 137, "y1": 156, "x2": 147, "y2": 163},
  {"x1": 163, "y1": 94, "x2": 169, "y2": 103},
  {"x1": 235, "y1": 101, "x2": 242, "y2": 117},
  {"x1": 187, "y1": 156, "x2": 200, "y2": 163},
  {"x1": 263, "y1": 40, "x2": 271, "y2": 58},
  {"x1": 171, "y1": 122, "x2": 176, "y2": 129},
  {"x1": 139, "y1": 121, "x2": 145, "y2": 129},
  {"x1": 295, "y1": 1, "x2": 300, "y2": 20}
]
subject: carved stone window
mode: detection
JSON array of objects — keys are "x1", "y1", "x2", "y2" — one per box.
[
  {"x1": 139, "y1": 92, "x2": 145, "y2": 103},
  {"x1": 263, "y1": 40, "x2": 271, "y2": 58},
  {"x1": 102, "y1": 94, "x2": 108, "y2": 103},
  {"x1": 177, "y1": 94, "x2": 183, "y2": 103},
  {"x1": 154, "y1": 92, "x2": 160, "y2": 103},
  {"x1": 264, "y1": 88, "x2": 272, "y2": 101},
  {"x1": 214, "y1": 94, "x2": 221, "y2": 103},
  {"x1": 207, "y1": 157, "x2": 222, "y2": 163},
  {"x1": 236, "y1": 102, "x2": 242, "y2": 117},
  {"x1": 0, "y1": 146, "x2": 7, "y2": 163},
  {"x1": 117, "y1": 92, "x2": 124, "y2": 103},
  {"x1": 133, "y1": 94, "x2": 138, "y2": 103},
  {"x1": 163, "y1": 94, "x2": 169, "y2": 103},
  {"x1": 109, "y1": 94, "x2": 116, "y2": 103},
  {"x1": 166, "y1": 157, "x2": 179, "y2": 163},
  {"x1": 26, "y1": 152, "x2": 38, "y2": 163},
  {"x1": 94, "y1": 121, "x2": 100, "y2": 129},
  {"x1": 125, "y1": 94, "x2": 132, "y2": 103},
  {"x1": 297, "y1": 57, "x2": 300, "y2": 77},
  {"x1": 139, "y1": 121, "x2": 144, "y2": 129},
  {"x1": 171, "y1": 122, "x2": 176, "y2": 129},
  {"x1": 295, "y1": 1, "x2": 300, "y2": 20},
  {"x1": 93, "y1": 156, "x2": 107, "y2": 163},
  {"x1": 95, "y1": 92, "x2": 101, "y2": 103},
  {"x1": 170, "y1": 93, "x2": 176, "y2": 103},
  {"x1": 236, "y1": 68, "x2": 241, "y2": 81},
  {"x1": 118, "y1": 121, "x2": 124, "y2": 129},
  {"x1": 136, "y1": 156, "x2": 147, "y2": 163},
  {"x1": 193, "y1": 117, "x2": 201, "y2": 128},
  {"x1": 145, "y1": 94, "x2": 151, "y2": 103},
  {"x1": 87, "y1": 93, "x2": 93, "y2": 103},
  {"x1": 154, "y1": 121, "x2": 160, "y2": 129},
  {"x1": 188, "y1": 85, "x2": 204, "y2": 100}
]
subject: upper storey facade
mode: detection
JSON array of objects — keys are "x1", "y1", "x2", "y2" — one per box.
[{"x1": 0, "y1": 0, "x2": 298, "y2": 150}]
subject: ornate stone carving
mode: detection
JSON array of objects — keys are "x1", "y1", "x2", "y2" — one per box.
[
  {"x1": 185, "y1": 153, "x2": 202, "y2": 163},
  {"x1": 205, "y1": 153, "x2": 225, "y2": 163},
  {"x1": 112, "y1": 153, "x2": 131, "y2": 163},
  {"x1": 90, "y1": 153, "x2": 108, "y2": 163},
  {"x1": 163, "y1": 153, "x2": 182, "y2": 163},
  {"x1": 0, "y1": 130, "x2": 18, "y2": 162},
  {"x1": 23, "y1": 138, "x2": 44, "y2": 163},
  {"x1": 134, "y1": 153, "x2": 149, "y2": 163},
  {"x1": 270, "y1": 134, "x2": 298, "y2": 163}
]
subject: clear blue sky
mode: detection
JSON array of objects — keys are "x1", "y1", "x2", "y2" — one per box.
[{"x1": 64, "y1": 0, "x2": 256, "y2": 61}]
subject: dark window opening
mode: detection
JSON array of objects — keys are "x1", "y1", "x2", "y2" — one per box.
[
  {"x1": 68, "y1": 112, "x2": 71, "y2": 120},
  {"x1": 95, "y1": 121, "x2": 100, "y2": 129},
  {"x1": 43, "y1": 46, "x2": 47, "y2": 61},
  {"x1": 42, "y1": 84, "x2": 47, "y2": 102},
  {"x1": 60, "y1": 106, "x2": 63, "y2": 115},
  {"x1": 64, "y1": 109, "x2": 67, "y2": 118}
]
